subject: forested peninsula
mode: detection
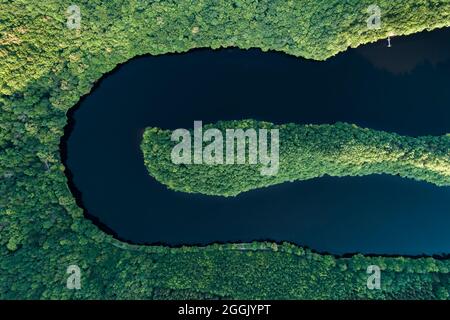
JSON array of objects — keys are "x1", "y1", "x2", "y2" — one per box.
[
  {"x1": 1, "y1": 0, "x2": 450, "y2": 299},
  {"x1": 142, "y1": 120, "x2": 450, "y2": 196}
]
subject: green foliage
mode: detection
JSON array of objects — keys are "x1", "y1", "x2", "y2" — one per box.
[
  {"x1": 1, "y1": 0, "x2": 450, "y2": 299},
  {"x1": 142, "y1": 120, "x2": 450, "y2": 196}
]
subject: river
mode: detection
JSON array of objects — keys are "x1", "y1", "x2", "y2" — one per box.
[{"x1": 62, "y1": 28, "x2": 450, "y2": 255}]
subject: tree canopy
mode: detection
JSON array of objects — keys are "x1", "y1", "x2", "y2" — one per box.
[
  {"x1": 142, "y1": 120, "x2": 450, "y2": 196},
  {"x1": 1, "y1": 0, "x2": 449, "y2": 300}
]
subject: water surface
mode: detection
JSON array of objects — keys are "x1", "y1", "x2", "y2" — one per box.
[{"x1": 63, "y1": 29, "x2": 450, "y2": 255}]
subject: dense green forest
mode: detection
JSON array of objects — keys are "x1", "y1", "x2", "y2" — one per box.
[
  {"x1": 142, "y1": 120, "x2": 450, "y2": 196},
  {"x1": 1, "y1": 0, "x2": 450, "y2": 299}
]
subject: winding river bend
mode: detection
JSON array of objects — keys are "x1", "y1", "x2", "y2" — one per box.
[{"x1": 62, "y1": 28, "x2": 450, "y2": 256}]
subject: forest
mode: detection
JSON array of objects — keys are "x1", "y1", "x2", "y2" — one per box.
[
  {"x1": 142, "y1": 120, "x2": 450, "y2": 196},
  {"x1": 1, "y1": 0, "x2": 450, "y2": 299}
]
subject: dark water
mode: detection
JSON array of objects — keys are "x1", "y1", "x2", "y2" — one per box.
[{"x1": 63, "y1": 29, "x2": 450, "y2": 256}]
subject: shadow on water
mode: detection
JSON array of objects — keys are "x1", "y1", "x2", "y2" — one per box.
[{"x1": 61, "y1": 28, "x2": 450, "y2": 256}]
